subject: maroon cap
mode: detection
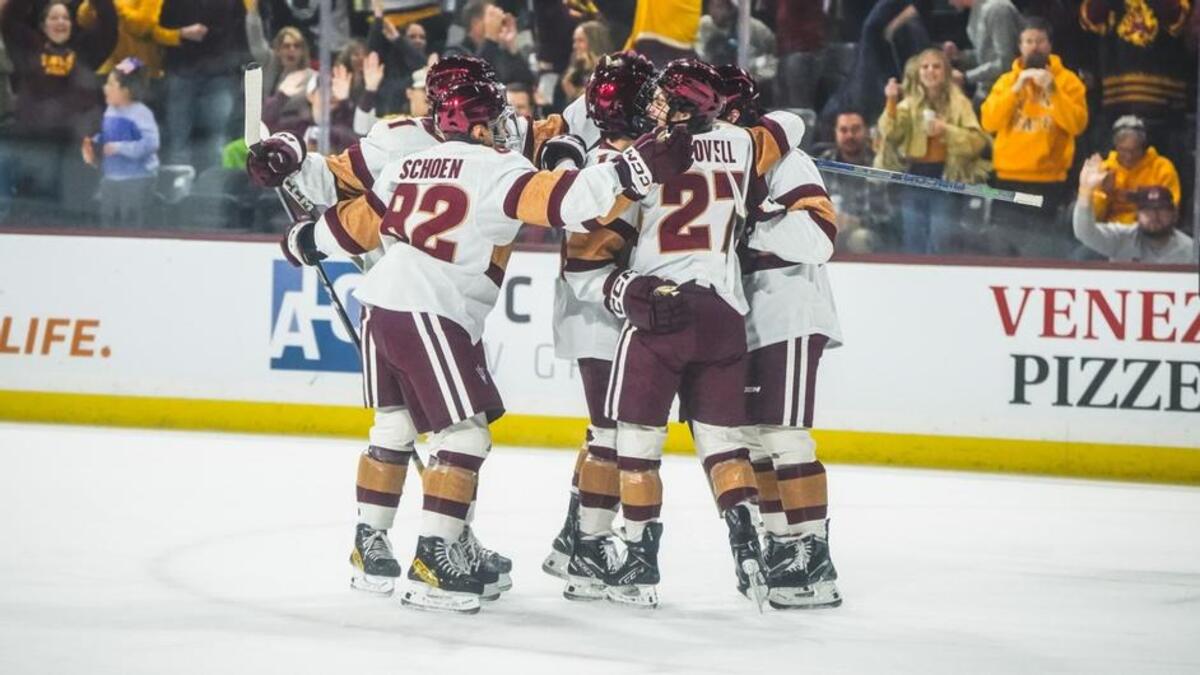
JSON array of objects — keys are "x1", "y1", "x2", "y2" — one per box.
[{"x1": 1134, "y1": 186, "x2": 1174, "y2": 210}]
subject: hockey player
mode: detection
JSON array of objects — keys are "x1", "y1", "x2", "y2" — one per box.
[
  {"x1": 251, "y1": 56, "x2": 514, "y2": 599},
  {"x1": 537, "y1": 52, "x2": 659, "y2": 599},
  {"x1": 719, "y1": 65, "x2": 844, "y2": 609},
  {"x1": 280, "y1": 76, "x2": 695, "y2": 614},
  {"x1": 250, "y1": 56, "x2": 574, "y2": 598},
  {"x1": 583, "y1": 59, "x2": 807, "y2": 608}
]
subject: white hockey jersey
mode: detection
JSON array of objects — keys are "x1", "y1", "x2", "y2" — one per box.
[
  {"x1": 553, "y1": 142, "x2": 637, "y2": 361},
  {"x1": 291, "y1": 113, "x2": 571, "y2": 211},
  {"x1": 316, "y1": 140, "x2": 633, "y2": 342},
  {"x1": 628, "y1": 120, "x2": 756, "y2": 315},
  {"x1": 742, "y1": 148, "x2": 843, "y2": 351}
]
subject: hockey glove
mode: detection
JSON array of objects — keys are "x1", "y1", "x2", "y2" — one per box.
[
  {"x1": 281, "y1": 219, "x2": 327, "y2": 267},
  {"x1": 613, "y1": 125, "x2": 694, "y2": 199},
  {"x1": 247, "y1": 132, "x2": 305, "y2": 188},
  {"x1": 537, "y1": 134, "x2": 587, "y2": 170},
  {"x1": 604, "y1": 269, "x2": 688, "y2": 334}
]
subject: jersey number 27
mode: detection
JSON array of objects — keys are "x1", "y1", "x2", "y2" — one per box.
[
  {"x1": 659, "y1": 171, "x2": 745, "y2": 253},
  {"x1": 380, "y1": 183, "x2": 470, "y2": 263}
]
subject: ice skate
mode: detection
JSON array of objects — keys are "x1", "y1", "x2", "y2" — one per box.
[
  {"x1": 724, "y1": 504, "x2": 768, "y2": 610},
  {"x1": 542, "y1": 493, "x2": 579, "y2": 579},
  {"x1": 460, "y1": 525, "x2": 512, "y2": 598},
  {"x1": 349, "y1": 524, "x2": 402, "y2": 595},
  {"x1": 767, "y1": 524, "x2": 842, "y2": 610},
  {"x1": 400, "y1": 536, "x2": 484, "y2": 615},
  {"x1": 605, "y1": 522, "x2": 662, "y2": 609},
  {"x1": 563, "y1": 534, "x2": 619, "y2": 601}
]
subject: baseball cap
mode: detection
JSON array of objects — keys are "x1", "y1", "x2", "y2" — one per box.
[{"x1": 1134, "y1": 186, "x2": 1173, "y2": 210}]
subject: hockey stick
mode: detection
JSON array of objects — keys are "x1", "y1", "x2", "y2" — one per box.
[
  {"x1": 813, "y1": 158, "x2": 1045, "y2": 208},
  {"x1": 244, "y1": 63, "x2": 427, "y2": 475}
]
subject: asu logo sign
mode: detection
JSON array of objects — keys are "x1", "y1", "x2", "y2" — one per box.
[{"x1": 270, "y1": 261, "x2": 362, "y2": 373}]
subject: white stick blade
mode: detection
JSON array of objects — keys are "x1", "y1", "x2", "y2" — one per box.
[{"x1": 243, "y1": 63, "x2": 263, "y2": 146}]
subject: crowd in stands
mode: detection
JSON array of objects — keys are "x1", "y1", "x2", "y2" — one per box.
[{"x1": 0, "y1": 0, "x2": 1193, "y2": 265}]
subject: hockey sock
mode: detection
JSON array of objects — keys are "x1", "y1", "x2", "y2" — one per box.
[
  {"x1": 577, "y1": 446, "x2": 620, "y2": 535},
  {"x1": 356, "y1": 445, "x2": 412, "y2": 530},
  {"x1": 569, "y1": 442, "x2": 589, "y2": 494},
  {"x1": 751, "y1": 459, "x2": 789, "y2": 536},
  {"x1": 420, "y1": 451, "x2": 481, "y2": 541},
  {"x1": 703, "y1": 449, "x2": 759, "y2": 513},
  {"x1": 618, "y1": 458, "x2": 662, "y2": 542},
  {"x1": 776, "y1": 460, "x2": 828, "y2": 535}
]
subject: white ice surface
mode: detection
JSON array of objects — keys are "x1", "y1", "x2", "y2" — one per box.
[{"x1": 1, "y1": 422, "x2": 1198, "y2": 675}]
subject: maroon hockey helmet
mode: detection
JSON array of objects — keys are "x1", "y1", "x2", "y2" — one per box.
[
  {"x1": 716, "y1": 64, "x2": 761, "y2": 127},
  {"x1": 639, "y1": 58, "x2": 726, "y2": 133},
  {"x1": 426, "y1": 55, "x2": 497, "y2": 106},
  {"x1": 586, "y1": 51, "x2": 657, "y2": 137},
  {"x1": 435, "y1": 80, "x2": 518, "y2": 149}
]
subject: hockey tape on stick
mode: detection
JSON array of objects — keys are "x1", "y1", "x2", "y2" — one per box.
[
  {"x1": 813, "y1": 158, "x2": 1045, "y2": 208},
  {"x1": 243, "y1": 62, "x2": 263, "y2": 146}
]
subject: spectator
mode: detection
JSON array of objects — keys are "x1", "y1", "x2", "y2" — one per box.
[
  {"x1": 695, "y1": 0, "x2": 776, "y2": 80},
  {"x1": 1080, "y1": 0, "x2": 1190, "y2": 149},
  {"x1": 444, "y1": 1, "x2": 533, "y2": 86},
  {"x1": 160, "y1": 0, "x2": 248, "y2": 171},
  {"x1": 264, "y1": 52, "x2": 382, "y2": 154},
  {"x1": 1091, "y1": 115, "x2": 1181, "y2": 225},
  {"x1": 262, "y1": 0, "x2": 350, "y2": 54},
  {"x1": 981, "y1": 16, "x2": 1088, "y2": 255},
  {"x1": 564, "y1": 0, "x2": 634, "y2": 51},
  {"x1": 506, "y1": 80, "x2": 535, "y2": 117},
  {"x1": 623, "y1": 0, "x2": 701, "y2": 66},
  {"x1": 339, "y1": 38, "x2": 372, "y2": 108},
  {"x1": 368, "y1": 0, "x2": 428, "y2": 116},
  {"x1": 560, "y1": 20, "x2": 610, "y2": 104},
  {"x1": 943, "y1": 0, "x2": 1020, "y2": 105},
  {"x1": 817, "y1": 109, "x2": 895, "y2": 253},
  {"x1": 876, "y1": 48, "x2": 989, "y2": 253},
  {"x1": 0, "y1": 0, "x2": 117, "y2": 223},
  {"x1": 82, "y1": 57, "x2": 158, "y2": 228},
  {"x1": 247, "y1": 1, "x2": 314, "y2": 99},
  {"x1": 1074, "y1": 154, "x2": 1193, "y2": 264},
  {"x1": 822, "y1": 0, "x2": 931, "y2": 131},
  {"x1": 773, "y1": 0, "x2": 829, "y2": 110},
  {"x1": 77, "y1": 0, "x2": 193, "y2": 81}
]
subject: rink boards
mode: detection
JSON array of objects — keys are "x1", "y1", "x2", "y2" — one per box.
[{"x1": 0, "y1": 233, "x2": 1197, "y2": 482}]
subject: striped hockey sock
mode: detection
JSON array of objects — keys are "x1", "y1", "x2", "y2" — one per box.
[{"x1": 356, "y1": 445, "x2": 412, "y2": 530}]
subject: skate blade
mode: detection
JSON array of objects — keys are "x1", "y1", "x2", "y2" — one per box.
[
  {"x1": 541, "y1": 550, "x2": 570, "y2": 580},
  {"x1": 563, "y1": 575, "x2": 608, "y2": 602},
  {"x1": 605, "y1": 584, "x2": 659, "y2": 609},
  {"x1": 496, "y1": 572, "x2": 513, "y2": 592},
  {"x1": 480, "y1": 582, "x2": 501, "y2": 602},
  {"x1": 350, "y1": 569, "x2": 397, "y2": 595},
  {"x1": 767, "y1": 582, "x2": 841, "y2": 610},
  {"x1": 400, "y1": 582, "x2": 481, "y2": 615},
  {"x1": 741, "y1": 560, "x2": 768, "y2": 613}
]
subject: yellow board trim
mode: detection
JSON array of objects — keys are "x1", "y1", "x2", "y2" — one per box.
[{"x1": 1, "y1": 389, "x2": 1197, "y2": 485}]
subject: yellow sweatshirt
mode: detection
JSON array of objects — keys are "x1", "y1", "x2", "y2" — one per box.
[
  {"x1": 981, "y1": 54, "x2": 1088, "y2": 183},
  {"x1": 78, "y1": 0, "x2": 180, "y2": 78},
  {"x1": 1091, "y1": 146, "x2": 1181, "y2": 224},
  {"x1": 623, "y1": 0, "x2": 702, "y2": 51}
]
